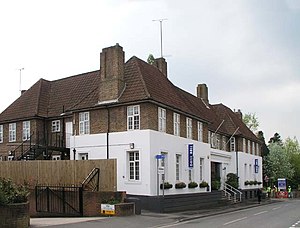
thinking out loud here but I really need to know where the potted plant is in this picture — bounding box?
[0,178,30,227]
[245,180,250,186]
[175,182,187,189]
[188,181,198,188]
[160,182,173,189]
[199,181,209,188]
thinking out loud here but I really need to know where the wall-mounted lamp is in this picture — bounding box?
[130,143,135,149]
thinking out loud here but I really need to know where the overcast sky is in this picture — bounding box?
[0,0,299,142]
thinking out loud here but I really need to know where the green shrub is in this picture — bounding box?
[211,180,221,190]
[0,178,29,205]
[175,182,187,189]
[226,173,238,189]
[188,181,198,188]
[160,182,173,189]
[245,180,250,185]
[199,181,209,188]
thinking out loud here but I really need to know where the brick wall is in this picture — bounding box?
[0,202,30,227]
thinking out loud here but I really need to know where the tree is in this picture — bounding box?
[268,133,283,146]
[242,113,259,132]
[264,143,294,184]
[284,137,300,189]
[284,137,300,155]
[147,54,155,65]
[257,131,269,157]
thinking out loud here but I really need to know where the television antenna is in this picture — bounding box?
[152,18,167,58]
[18,68,24,92]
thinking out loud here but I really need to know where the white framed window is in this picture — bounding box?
[208,131,211,145]
[243,138,246,152]
[175,154,182,181]
[256,143,259,156]
[128,151,140,181]
[186,118,192,139]
[200,158,204,181]
[188,169,193,181]
[222,136,226,150]
[22,121,30,141]
[248,140,251,153]
[127,105,140,130]
[52,120,61,132]
[158,107,166,132]
[230,137,236,152]
[9,123,16,142]
[216,134,221,149]
[173,113,180,136]
[161,152,168,181]
[79,153,88,160]
[197,122,203,142]
[79,112,90,135]
[52,155,61,160]
[252,142,255,155]
[0,125,3,143]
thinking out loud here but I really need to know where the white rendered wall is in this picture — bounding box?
[70,129,211,196]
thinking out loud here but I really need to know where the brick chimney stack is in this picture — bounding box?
[99,43,125,103]
[197,84,209,104]
[235,109,243,119]
[154,58,167,77]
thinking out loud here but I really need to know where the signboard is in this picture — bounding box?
[158,167,165,175]
[155,154,165,160]
[188,144,194,168]
[278,178,286,190]
[254,159,259,173]
[101,204,115,215]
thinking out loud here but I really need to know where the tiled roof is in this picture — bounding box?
[211,104,260,142]
[0,53,260,143]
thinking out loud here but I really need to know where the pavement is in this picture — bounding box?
[30,198,285,227]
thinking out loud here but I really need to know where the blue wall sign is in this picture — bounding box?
[155,154,165,160]
[188,144,194,168]
[254,159,259,173]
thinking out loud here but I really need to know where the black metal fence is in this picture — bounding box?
[35,185,83,216]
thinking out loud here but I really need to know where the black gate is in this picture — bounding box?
[35,185,83,216]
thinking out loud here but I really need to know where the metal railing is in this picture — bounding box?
[222,182,242,203]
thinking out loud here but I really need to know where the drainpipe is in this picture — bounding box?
[106,106,110,159]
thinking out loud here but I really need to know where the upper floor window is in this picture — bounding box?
[9,123,16,142]
[79,112,90,135]
[127,105,140,130]
[197,122,203,142]
[230,137,236,152]
[256,143,259,156]
[247,140,251,153]
[208,131,211,145]
[186,118,192,139]
[0,125,3,143]
[158,108,166,132]
[252,142,255,155]
[222,136,226,150]
[173,113,180,136]
[52,120,61,132]
[243,138,246,152]
[22,121,30,141]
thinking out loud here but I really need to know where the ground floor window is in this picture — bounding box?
[79,153,88,160]
[128,151,140,181]
[200,158,204,181]
[176,154,181,181]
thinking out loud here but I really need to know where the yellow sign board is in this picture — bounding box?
[101,204,115,215]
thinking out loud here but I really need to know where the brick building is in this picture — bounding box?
[0,44,262,198]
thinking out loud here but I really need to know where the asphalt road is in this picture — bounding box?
[31,199,300,228]
[156,200,300,228]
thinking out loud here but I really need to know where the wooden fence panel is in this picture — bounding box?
[0,159,117,191]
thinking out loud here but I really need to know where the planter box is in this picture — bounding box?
[0,202,30,228]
